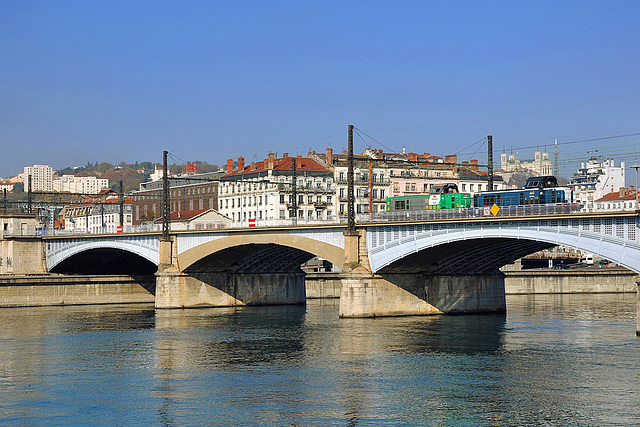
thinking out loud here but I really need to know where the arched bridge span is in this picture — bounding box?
[176,230,346,273]
[366,214,640,274]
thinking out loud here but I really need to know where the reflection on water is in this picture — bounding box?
[0,294,639,425]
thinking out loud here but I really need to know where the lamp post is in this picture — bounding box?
[631,164,640,211]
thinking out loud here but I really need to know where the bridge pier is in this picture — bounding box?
[339,273,506,318]
[155,236,305,308]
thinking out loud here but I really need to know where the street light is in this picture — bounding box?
[631,164,640,211]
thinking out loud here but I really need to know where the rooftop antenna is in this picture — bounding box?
[553,138,559,177]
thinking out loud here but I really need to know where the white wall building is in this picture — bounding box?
[18,165,53,192]
[53,175,109,194]
[219,154,335,226]
[593,187,638,212]
[62,198,133,234]
[569,158,625,212]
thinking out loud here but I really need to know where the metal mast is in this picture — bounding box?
[162,150,171,238]
[119,180,124,232]
[487,135,494,191]
[291,157,297,225]
[347,125,355,232]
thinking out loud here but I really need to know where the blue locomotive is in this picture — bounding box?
[474,176,573,207]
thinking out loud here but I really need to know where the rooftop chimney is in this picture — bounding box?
[445,155,458,165]
[237,157,244,172]
[268,153,276,170]
[326,147,333,166]
[283,153,289,158]
[226,159,233,174]
[470,159,478,171]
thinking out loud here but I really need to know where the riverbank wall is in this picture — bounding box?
[0,268,636,308]
[503,267,637,294]
[305,267,638,298]
[0,274,155,307]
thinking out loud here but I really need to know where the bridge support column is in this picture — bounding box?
[339,273,506,318]
[156,271,305,308]
[636,275,640,336]
[155,234,305,308]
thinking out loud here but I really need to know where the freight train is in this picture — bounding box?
[386,176,573,212]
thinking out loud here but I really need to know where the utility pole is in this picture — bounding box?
[632,164,640,211]
[162,150,170,238]
[291,157,298,225]
[27,175,32,214]
[487,135,494,191]
[100,202,105,233]
[368,160,373,220]
[347,124,355,232]
[553,138,559,177]
[119,180,124,232]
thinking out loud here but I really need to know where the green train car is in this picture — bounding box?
[386,184,472,211]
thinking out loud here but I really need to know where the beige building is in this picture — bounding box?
[18,165,53,191]
[53,175,110,194]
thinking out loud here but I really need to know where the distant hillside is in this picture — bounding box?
[57,161,220,193]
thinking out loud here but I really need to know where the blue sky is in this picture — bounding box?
[2,1,640,179]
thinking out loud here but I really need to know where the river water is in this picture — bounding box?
[1,294,639,426]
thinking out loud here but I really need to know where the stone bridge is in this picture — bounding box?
[44,212,640,319]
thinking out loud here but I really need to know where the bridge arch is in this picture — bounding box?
[177,233,346,273]
[45,234,160,273]
[367,218,640,274]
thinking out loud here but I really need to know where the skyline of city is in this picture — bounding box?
[2,2,640,179]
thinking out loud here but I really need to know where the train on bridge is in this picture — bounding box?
[386,176,574,212]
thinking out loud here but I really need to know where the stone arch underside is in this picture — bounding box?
[377,238,554,275]
[50,248,158,275]
[177,234,345,274]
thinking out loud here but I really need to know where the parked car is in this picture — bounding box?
[553,263,570,270]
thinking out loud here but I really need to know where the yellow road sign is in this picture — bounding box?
[490,203,500,216]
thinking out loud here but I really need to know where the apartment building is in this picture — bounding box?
[18,165,53,191]
[61,196,133,234]
[131,172,220,225]
[218,153,334,225]
[53,175,110,194]
[569,158,625,212]
[594,187,638,212]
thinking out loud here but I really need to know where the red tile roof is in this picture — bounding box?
[153,209,209,223]
[223,156,330,178]
[595,190,637,202]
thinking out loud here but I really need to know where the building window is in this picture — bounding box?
[327,196,332,204]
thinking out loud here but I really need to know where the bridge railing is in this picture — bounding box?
[360,203,585,223]
[30,203,620,236]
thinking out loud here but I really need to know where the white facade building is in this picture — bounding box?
[18,165,53,191]
[569,158,625,212]
[53,175,109,194]
[62,198,133,234]
[219,154,335,226]
[593,187,638,212]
